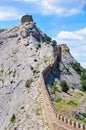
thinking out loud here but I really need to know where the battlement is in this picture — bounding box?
[59,44,70,52]
[21,15,33,24]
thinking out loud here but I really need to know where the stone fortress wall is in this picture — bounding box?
[40,45,86,130]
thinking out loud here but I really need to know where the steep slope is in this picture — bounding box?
[0,18,54,130]
[60,50,81,88]
[0,15,85,130]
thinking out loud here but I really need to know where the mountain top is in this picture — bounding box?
[0,15,86,130]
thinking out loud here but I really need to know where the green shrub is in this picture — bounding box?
[67,100,77,106]
[10,114,16,123]
[81,119,86,124]
[51,90,55,94]
[51,40,57,46]
[2,79,4,85]
[72,62,81,75]
[81,73,86,80]
[60,80,69,93]
[82,113,86,118]
[36,108,41,116]
[25,79,33,88]
[53,86,57,91]
[55,97,62,103]
[0,69,4,74]
[71,86,75,90]
[81,80,86,91]
[37,43,41,48]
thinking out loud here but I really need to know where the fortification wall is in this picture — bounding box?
[53,46,61,60]
[42,56,58,81]
[40,46,86,130]
[59,44,69,52]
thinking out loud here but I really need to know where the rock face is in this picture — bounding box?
[60,50,81,88]
[0,15,83,130]
[0,17,53,130]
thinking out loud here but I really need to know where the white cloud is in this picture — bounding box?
[18,0,86,16]
[57,28,86,41]
[0,7,21,20]
[81,61,86,68]
[57,31,84,40]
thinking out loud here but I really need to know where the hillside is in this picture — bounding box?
[0,15,86,130]
[0,16,54,130]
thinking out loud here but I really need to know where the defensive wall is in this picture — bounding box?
[40,45,86,130]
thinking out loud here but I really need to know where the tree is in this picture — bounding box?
[81,80,86,91]
[73,62,81,75]
[60,80,69,93]
[51,40,57,46]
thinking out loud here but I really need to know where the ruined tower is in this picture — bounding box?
[21,15,33,24]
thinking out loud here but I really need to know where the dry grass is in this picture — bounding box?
[53,89,86,116]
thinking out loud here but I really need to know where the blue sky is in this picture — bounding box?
[0,0,86,68]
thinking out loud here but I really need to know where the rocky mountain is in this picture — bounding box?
[0,15,85,130]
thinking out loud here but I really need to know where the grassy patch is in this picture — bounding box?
[67,100,77,106]
[80,119,86,124]
[0,69,4,74]
[71,86,75,90]
[54,98,79,115]
[82,113,86,118]
[55,97,62,103]
[36,108,41,116]
[73,92,83,99]
[25,78,33,88]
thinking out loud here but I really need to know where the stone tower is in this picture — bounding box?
[21,15,33,24]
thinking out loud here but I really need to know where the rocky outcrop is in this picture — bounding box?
[59,50,81,88]
[0,15,84,130]
[0,17,54,130]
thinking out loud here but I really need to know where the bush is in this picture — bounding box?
[82,113,86,118]
[55,97,62,103]
[51,40,57,46]
[67,100,77,106]
[51,90,55,94]
[72,62,81,75]
[25,79,33,88]
[81,73,86,80]
[71,86,75,90]
[2,79,4,85]
[81,80,86,91]
[10,114,16,123]
[37,43,41,48]
[60,80,69,93]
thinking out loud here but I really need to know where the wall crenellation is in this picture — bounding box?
[40,45,86,130]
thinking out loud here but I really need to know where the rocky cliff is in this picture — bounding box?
[0,15,85,130]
